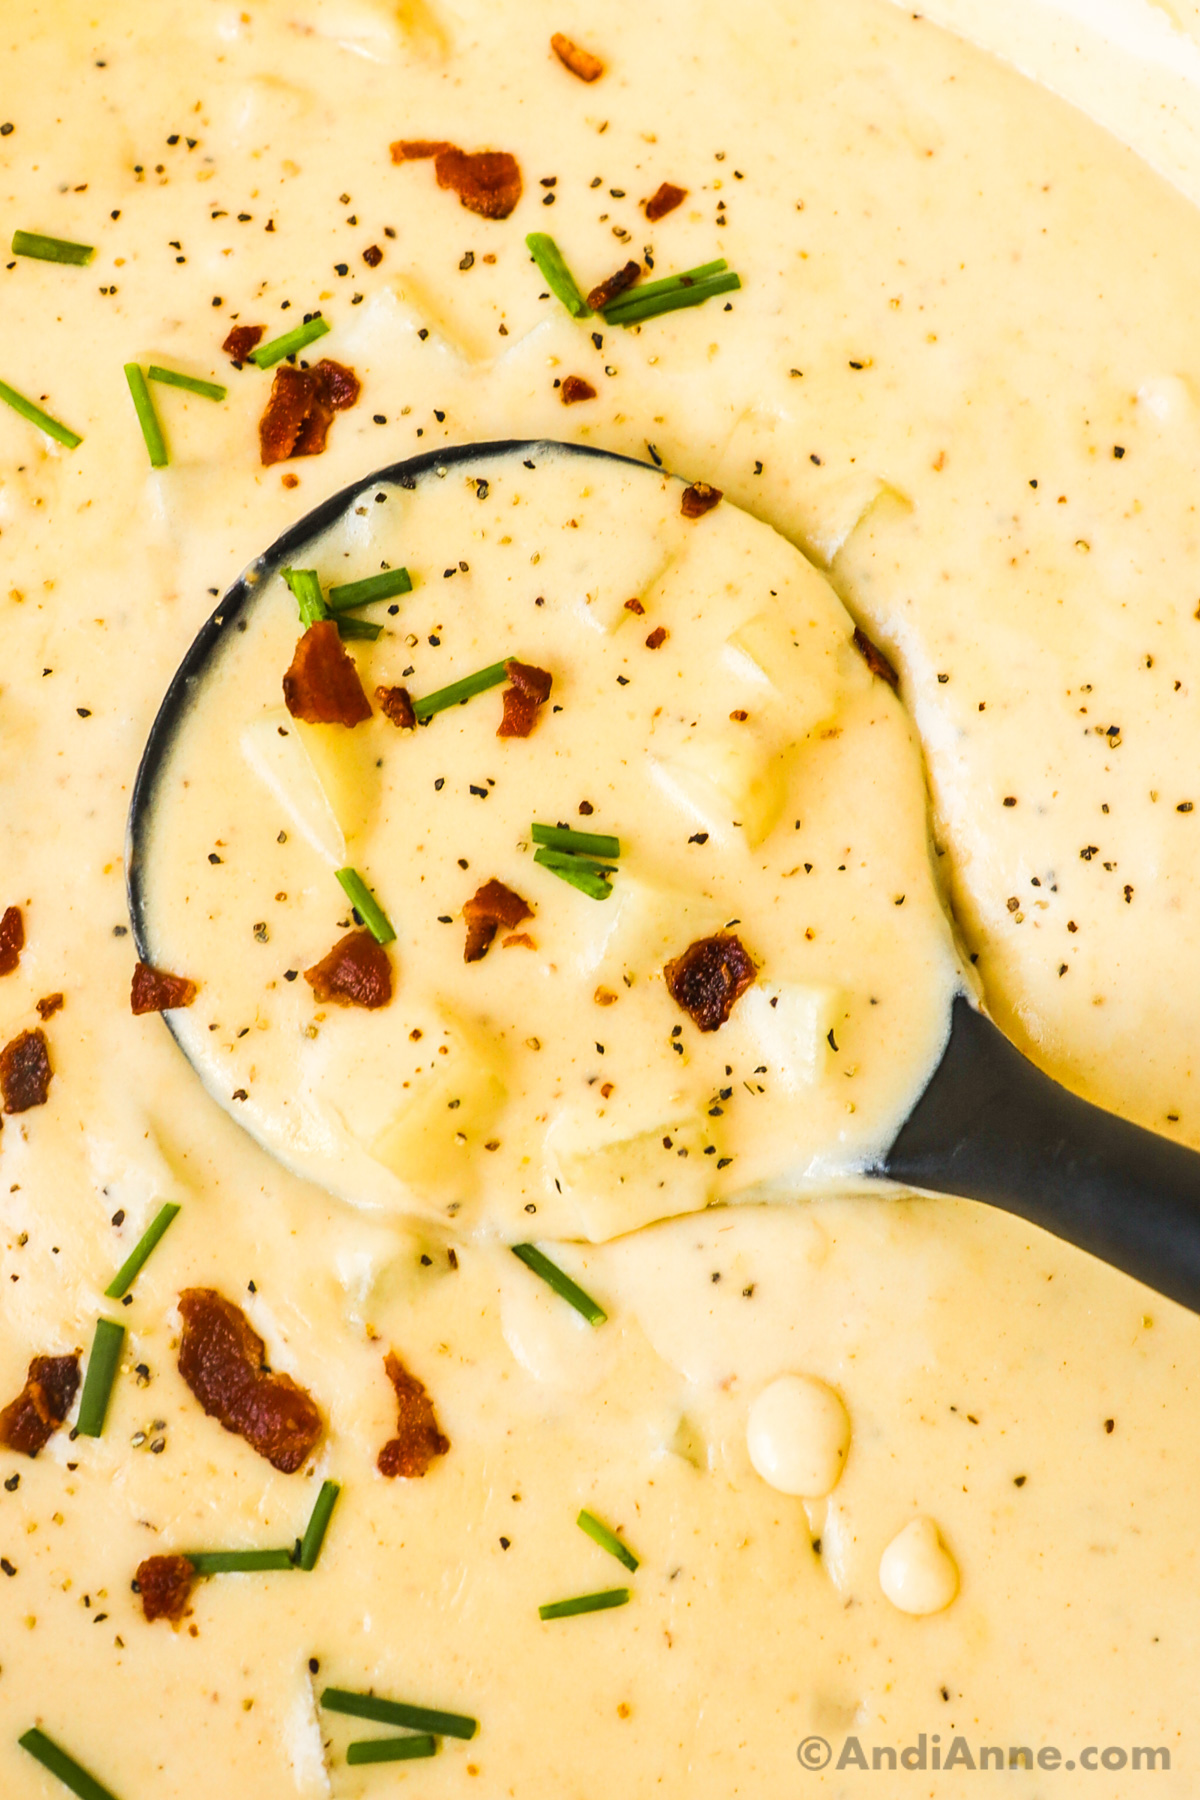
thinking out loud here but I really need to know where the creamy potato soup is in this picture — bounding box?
[135,447,959,1233]
[3,1,1200,1796]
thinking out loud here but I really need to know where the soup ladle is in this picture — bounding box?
[125,439,1200,1314]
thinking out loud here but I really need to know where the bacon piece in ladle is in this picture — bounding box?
[304,930,393,1009]
[463,879,533,963]
[282,620,372,726]
[664,933,757,1032]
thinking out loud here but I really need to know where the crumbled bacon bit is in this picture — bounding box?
[645,626,668,649]
[362,244,383,268]
[436,148,523,219]
[390,139,456,161]
[680,481,722,519]
[259,359,360,466]
[35,993,64,1021]
[560,375,597,405]
[0,1028,52,1112]
[375,684,416,729]
[502,932,537,950]
[852,624,900,692]
[0,906,23,977]
[136,1554,196,1625]
[0,1353,79,1457]
[586,261,640,311]
[222,323,264,363]
[131,962,198,1015]
[391,139,523,220]
[729,709,748,722]
[550,31,605,81]
[463,879,533,963]
[177,1288,323,1475]
[643,182,687,222]
[664,933,756,1032]
[377,1351,449,1478]
[497,658,552,739]
[283,621,372,726]
[304,930,392,1009]
[623,598,645,616]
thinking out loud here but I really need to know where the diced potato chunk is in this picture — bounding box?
[802,470,892,567]
[293,718,379,842]
[650,727,787,847]
[573,542,674,634]
[371,1029,506,1192]
[344,273,484,365]
[830,484,916,607]
[563,473,682,632]
[724,609,844,741]
[733,982,841,1088]
[668,1414,712,1471]
[547,1104,718,1241]
[588,875,727,983]
[240,711,346,866]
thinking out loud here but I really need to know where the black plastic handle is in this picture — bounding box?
[884,995,1200,1313]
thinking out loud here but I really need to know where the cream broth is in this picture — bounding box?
[3,0,1200,1794]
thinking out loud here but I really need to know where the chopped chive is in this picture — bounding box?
[321,1689,477,1741]
[75,1318,124,1439]
[412,659,509,722]
[335,868,395,945]
[511,1243,607,1325]
[18,1728,121,1800]
[334,617,383,642]
[104,1202,181,1300]
[346,1736,437,1765]
[605,271,741,327]
[531,823,621,860]
[297,1480,341,1572]
[184,1548,296,1574]
[282,566,328,627]
[251,316,330,369]
[123,364,168,467]
[525,233,590,318]
[147,365,228,402]
[603,258,727,312]
[577,1509,640,1572]
[327,568,413,611]
[12,230,95,267]
[0,377,82,448]
[538,1587,630,1621]
[533,848,614,901]
[533,847,616,876]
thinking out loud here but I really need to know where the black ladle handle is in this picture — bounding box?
[884,995,1200,1312]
